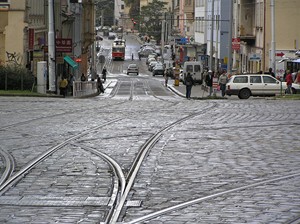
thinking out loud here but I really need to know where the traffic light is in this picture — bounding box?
[133,21,136,26]
[131,18,134,22]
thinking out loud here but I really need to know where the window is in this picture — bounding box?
[263,76,277,84]
[194,65,201,72]
[186,65,193,73]
[233,76,248,83]
[250,76,262,83]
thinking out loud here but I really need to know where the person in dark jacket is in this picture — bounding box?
[184,72,195,99]
[102,67,107,83]
[97,75,104,93]
[205,70,213,96]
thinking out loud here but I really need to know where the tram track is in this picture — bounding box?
[0,118,123,194]
[1,95,298,223]
[126,172,300,224]
[108,102,218,223]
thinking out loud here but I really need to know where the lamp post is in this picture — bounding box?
[48,0,56,92]
[209,0,215,70]
[270,0,276,73]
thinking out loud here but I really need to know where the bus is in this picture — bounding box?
[112,39,126,61]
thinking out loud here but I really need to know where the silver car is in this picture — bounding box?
[226,74,300,99]
[127,64,139,75]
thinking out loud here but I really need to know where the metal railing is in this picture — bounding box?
[73,81,98,98]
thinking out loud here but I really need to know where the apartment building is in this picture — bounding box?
[0,0,46,69]
[233,0,300,75]
[115,0,125,27]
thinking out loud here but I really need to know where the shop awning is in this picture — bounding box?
[64,56,78,69]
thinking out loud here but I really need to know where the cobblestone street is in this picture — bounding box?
[0,96,299,223]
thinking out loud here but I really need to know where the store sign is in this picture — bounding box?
[249,53,261,61]
[28,28,34,51]
[56,38,72,52]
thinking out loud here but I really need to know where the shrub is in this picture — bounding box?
[0,65,35,91]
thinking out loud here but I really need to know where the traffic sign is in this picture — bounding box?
[232,38,240,51]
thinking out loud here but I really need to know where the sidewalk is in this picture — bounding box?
[167,80,225,100]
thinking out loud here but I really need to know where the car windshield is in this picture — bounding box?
[263,76,277,83]
[128,64,137,68]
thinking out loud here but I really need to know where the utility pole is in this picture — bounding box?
[161,15,165,63]
[91,4,96,80]
[48,0,56,92]
[270,0,276,72]
[214,0,219,73]
[227,0,233,73]
[209,0,215,70]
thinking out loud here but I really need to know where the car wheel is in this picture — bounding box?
[238,88,251,99]
[292,87,297,94]
[127,73,129,75]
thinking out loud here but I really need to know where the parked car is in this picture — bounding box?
[138,48,157,57]
[127,64,139,75]
[152,64,165,76]
[148,61,158,71]
[108,34,116,40]
[226,74,300,99]
[146,57,156,66]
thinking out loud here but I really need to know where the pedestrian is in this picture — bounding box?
[80,73,86,81]
[184,72,195,99]
[218,70,228,97]
[294,70,300,84]
[205,70,213,96]
[102,67,107,83]
[164,70,169,87]
[97,75,104,93]
[268,68,275,77]
[59,76,68,97]
[69,73,75,96]
[285,70,293,94]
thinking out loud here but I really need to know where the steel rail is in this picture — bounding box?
[72,143,126,224]
[108,103,218,223]
[0,148,15,186]
[126,172,300,224]
[0,118,122,194]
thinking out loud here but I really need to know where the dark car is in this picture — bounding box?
[108,34,116,40]
[152,64,165,76]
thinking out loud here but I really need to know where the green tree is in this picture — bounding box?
[139,0,167,43]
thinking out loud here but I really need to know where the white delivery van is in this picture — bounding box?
[183,61,203,84]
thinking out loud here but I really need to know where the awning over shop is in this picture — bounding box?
[64,56,78,69]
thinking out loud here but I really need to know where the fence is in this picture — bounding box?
[73,81,98,98]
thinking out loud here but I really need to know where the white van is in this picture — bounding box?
[183,61,203,84]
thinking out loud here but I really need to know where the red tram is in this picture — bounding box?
[112,39,126,61]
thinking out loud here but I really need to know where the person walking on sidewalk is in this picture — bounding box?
[185,72,195,99]
[59,76,68,97]
[285,70,293,94]
[102,67,107,83]
[164,70,169,87]
[205,70,213,96]
[218,70,228,97]
[97,75,104,93]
